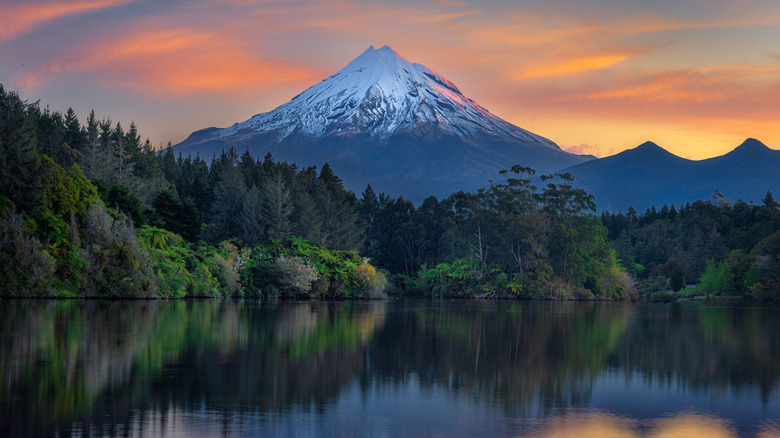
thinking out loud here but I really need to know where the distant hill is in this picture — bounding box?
[561,138,780,212]
[171,45,591,201]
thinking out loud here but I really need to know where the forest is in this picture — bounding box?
[0,84,777,301]
[602,199,780,301]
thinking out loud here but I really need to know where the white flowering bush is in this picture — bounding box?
[275,255,319,294]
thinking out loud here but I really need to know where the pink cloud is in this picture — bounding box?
[21,26,320,95]
[0,0,132,41]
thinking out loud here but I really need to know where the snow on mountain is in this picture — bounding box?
[201,46,559,149]
[172,45,590,201]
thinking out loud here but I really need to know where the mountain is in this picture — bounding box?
[171,45,591,200]
[561,138,780,212]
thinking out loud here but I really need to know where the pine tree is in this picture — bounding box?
[292,192,323,244]
[360,184,379,226]
[83,110,100,178]
[209,162,246,242]
[763,191,778,209]
[63,107,84,152]
[262,173,293,241]
[239,185,265,247]
[0,86,44,211]
[318,162,343,190]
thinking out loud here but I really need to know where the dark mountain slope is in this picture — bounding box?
[562,138,780,212]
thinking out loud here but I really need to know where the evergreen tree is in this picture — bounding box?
[208,161,246,242]
[292,192,323,244]
[261,173,293,241]
[82,110,100,178]
[318,162,342,190]
[63,107,84,152]
[151,189,180,232]
[763,190,778,209]
[239,185,265,247]
[0,86,44,211]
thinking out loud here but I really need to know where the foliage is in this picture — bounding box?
[0,85,44,212]
[275,255,319,294]
[0,211,57,296]
[358,166,634,300]
[670,266,685,292]
[0,83,639,301]
[134,226,247,298]
[699,259,735,297]
[78,203,156,297]
[602,198,780,301]
[353,262,388,299]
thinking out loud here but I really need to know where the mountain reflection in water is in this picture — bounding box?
[0,299,777,437]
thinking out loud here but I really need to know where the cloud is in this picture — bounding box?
[0,0,132,41]
[563,143,612,157]
[519,51,639,79]
[12,0,483,96]
[545,65,780,114]
[4,0,780,156]
[22,26,319,95]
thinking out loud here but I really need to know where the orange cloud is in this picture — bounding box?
[0,0,132,41]
[549,65,779,110]
[520,52,638,79]
[4,0,779,158]
[23,26,318,95]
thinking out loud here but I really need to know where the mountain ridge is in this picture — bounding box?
[562,138,780,212]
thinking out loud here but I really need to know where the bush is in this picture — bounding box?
[353,262,387,298]
[81,203,157,297]
[670,266,684,292]
[600,266,638,300]
[275,255,319,295]
[639,275,669,295]
[699,259,734,297]
[0,211,57,296]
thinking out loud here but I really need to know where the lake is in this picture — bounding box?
[1,298,778,437]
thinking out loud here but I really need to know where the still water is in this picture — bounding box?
[1,299,778,437]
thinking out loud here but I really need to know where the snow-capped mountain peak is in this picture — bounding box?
[213,45,559,149]
[173,45,591,202]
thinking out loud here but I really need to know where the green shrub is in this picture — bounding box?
[699,259,734,297]
[0,212,57,296]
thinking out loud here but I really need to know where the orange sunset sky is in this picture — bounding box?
[1,0,779,159]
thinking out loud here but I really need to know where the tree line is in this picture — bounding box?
[601,195,780,300]
[0,85,382,298]
[10,83,775,301]
[358,167,635,299]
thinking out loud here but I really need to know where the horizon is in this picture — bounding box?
[1,0,779,159]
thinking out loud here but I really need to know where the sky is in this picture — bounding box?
[1,0,779,159]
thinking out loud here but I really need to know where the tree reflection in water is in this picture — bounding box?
[0,299,777,437]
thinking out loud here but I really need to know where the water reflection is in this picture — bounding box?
[518,411,752,438]
[0,299,778,437]
[365,300,631,416]
[0,300,386,436]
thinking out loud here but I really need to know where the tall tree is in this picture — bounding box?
[763,191,778,209]
[262,173,293,241]
[0,86,44,211]
[239,185,265,247]
[208,160,246,242]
